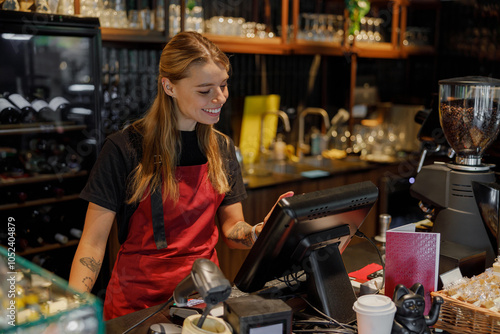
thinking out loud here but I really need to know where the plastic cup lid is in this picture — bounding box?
[353,294,395,314]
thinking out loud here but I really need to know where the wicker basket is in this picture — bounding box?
[431,290,500,334]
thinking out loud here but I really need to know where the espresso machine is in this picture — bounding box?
[411,76,500,269]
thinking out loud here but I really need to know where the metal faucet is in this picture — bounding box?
[259,110,291,159]
[297,107,330,160]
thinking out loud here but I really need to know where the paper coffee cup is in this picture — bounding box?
[353,294,396,334]
[181,314,231,334]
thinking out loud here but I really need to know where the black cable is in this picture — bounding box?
[197,304,214,328]
[354,230,385,294]
[121,296,173,334]
[297,295,357,333]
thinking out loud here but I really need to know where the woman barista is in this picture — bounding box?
[69,31,293,320]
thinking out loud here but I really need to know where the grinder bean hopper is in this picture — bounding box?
[411,76,500,267]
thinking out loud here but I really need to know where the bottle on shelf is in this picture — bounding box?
[48,96,71,121]
[37,182,65,200]
[2,190,29,204]
[6,93,37,123]
[37,206,69,245]
[0,97,22,124]
[0,147,25,178]
[18,209,47,250]
[31,254,57,273]
[55,203,85,240]
[31,99,59,122]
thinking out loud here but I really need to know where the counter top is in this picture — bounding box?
[244,157,381,190]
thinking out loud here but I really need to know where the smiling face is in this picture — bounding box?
[162,60,229,131]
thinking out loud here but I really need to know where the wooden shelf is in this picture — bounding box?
[401,45,436,57]
[0,194,82,211]
[351,42,402,59]
[81,0,440,60]
[0,171,88,187]
[18,239,80,257]
[0,122,87,136]
[101,27,167,43]
[291,40,346,56]
[203,34,290,55]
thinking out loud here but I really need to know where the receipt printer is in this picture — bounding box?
[223,295,292,334]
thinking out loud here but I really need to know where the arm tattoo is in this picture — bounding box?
[82,276,94,292]
[227,221,254,247]
[79,257,102,279]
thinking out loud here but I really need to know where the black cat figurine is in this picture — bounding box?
[391,283,443,334]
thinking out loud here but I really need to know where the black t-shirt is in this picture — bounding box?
[80,127,247,243]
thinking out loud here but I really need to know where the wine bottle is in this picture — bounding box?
[44,183,65,199]
[7,93,37,123]
[55,204,83,240]
[0,147,25,177]
[20,209,46,248]
[37,206,69,245]
[31,99,58,122]
[2,190,28,204]
[48,96,70,120]
[0,97,21,124]
[31,254,56,273]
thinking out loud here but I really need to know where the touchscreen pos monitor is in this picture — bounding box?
[234,181,378,324]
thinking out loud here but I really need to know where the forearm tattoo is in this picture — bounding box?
[79,257,102,278]
[79,257,101,292]
[82,276,94,292]
[227,221,254,247]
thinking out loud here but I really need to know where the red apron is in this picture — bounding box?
[103,163,225,320]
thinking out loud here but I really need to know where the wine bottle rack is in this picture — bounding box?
[0,13,102,282]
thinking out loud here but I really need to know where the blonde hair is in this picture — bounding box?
[127,31,231,204]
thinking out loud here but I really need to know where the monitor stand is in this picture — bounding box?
[306,242,357,324]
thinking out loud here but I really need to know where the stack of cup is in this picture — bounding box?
[353,294,396,334]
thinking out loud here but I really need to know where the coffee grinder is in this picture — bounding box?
[411,76,500,269]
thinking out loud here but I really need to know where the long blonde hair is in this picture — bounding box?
[127,31,231,204]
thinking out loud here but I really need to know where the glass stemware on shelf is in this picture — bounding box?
[355,17,384,43]
[298,13,344,42]
[99,0,128,28]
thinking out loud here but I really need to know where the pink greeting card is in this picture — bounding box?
[384,224,440,314]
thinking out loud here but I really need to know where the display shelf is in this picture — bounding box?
[16,239,80,257]
[203,33,290,55]
[0,171,88,187]
[0,122,87,136]
[401,44,436,57]
[101,27,167,43]
[351,42,402,59]
[6,0,438,59]
[0,194,81,211]
[399,0,440,58]
[291,40,346,56]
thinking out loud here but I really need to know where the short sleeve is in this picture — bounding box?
[220,136,247,207]
[79,130,138,213]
